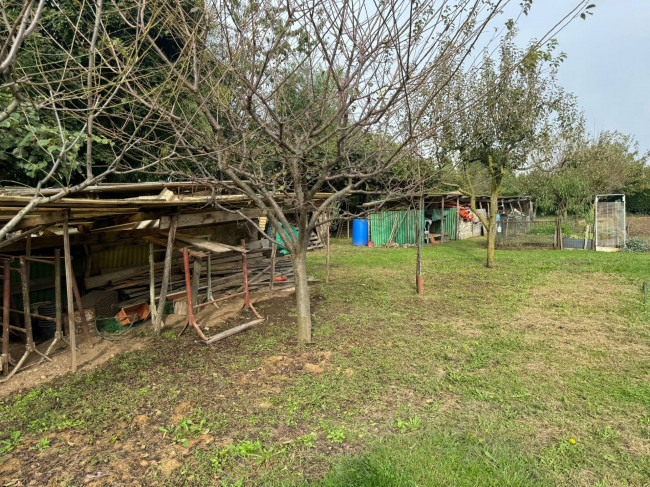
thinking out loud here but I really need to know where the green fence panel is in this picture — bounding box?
[369,210,424,245]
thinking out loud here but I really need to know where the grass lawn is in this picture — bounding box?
[1,239,649,486]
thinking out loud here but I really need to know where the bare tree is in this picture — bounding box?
[110,0,548,343]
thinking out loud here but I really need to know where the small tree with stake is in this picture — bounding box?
[452,33,573,267]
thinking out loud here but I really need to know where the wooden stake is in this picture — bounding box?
[326,222,331,283]
[1,260,9,375]
[643,282,647,304]
[63,215,77,373]
[269,242,277,296]
[149,243,158,326]
[456,196,460,240]
[154,215,178,334]
[584,224,590,250]
[440,197,445,244]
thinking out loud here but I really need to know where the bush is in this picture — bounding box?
[627,191,650,214]
[622,236,650,252]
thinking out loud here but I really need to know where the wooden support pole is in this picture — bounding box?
[440,197,445,244]
[63,215,77,373]
[20,257,35,353]
[269,242,277,296]
[43,249,65,358]
[191,257,201,308]
[456,196,460,240]
[54,249,62,339]
[2,260,9,375]
[154,215,178,334]
[70,273,94,349]
[149,243,158,326]
[206,253,214,301]
[326,222,331,283]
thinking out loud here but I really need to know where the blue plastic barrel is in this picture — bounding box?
[352,219,369,246]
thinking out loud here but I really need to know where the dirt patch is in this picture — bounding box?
[0,335,149,398]
[0,287,296,398]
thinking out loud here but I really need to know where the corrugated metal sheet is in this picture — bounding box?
[92,244,151,273]
[369,210,425,245]
[12,254,85,311]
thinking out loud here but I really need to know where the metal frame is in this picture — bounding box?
[180,239,262,343]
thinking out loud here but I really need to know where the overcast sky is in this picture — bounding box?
[512,0,649,155]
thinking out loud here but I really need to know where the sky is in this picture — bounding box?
[512,0,650,155]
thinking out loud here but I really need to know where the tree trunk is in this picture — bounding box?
[291,242,312,345]
[486,185,500,269]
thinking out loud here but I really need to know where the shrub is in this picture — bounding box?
[622,236,650,252]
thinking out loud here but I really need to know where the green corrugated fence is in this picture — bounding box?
[369,210,425,245]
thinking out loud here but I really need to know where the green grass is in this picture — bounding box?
[1,239,649,486]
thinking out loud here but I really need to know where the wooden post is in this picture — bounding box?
[347,219,350,238]
[191,257,201,309]
[54,249,62,340]
[2,260,9,375]
[440,197,445,244]
[583,224,590,250]
[206,253,214,301]
[269,242,277,296]
[149,243,158,326]
[416,195,424,295]
[643,282,647,304]
[43,249,65,358]
[20,257,35,354]
[326,222,331,283]
[155,215,178,334]
[70,274,93,349]
[63,215,77,373]
[456,196,460,240]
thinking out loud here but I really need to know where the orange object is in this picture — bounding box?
[367,241,374,247]
[273,276,288,282]
[115,302,150,326]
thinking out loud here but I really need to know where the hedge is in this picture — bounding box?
[627,191,650,214]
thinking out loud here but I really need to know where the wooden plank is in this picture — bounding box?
[204,319,264,344]
[174,234,246,254]
[63,216,77,373]
[160,208,263,230]
[17,210,68,230]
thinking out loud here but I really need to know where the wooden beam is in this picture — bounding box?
[160,208,263,230]
[16,210,68,230]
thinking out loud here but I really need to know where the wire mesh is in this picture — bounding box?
[595,195,626,249]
